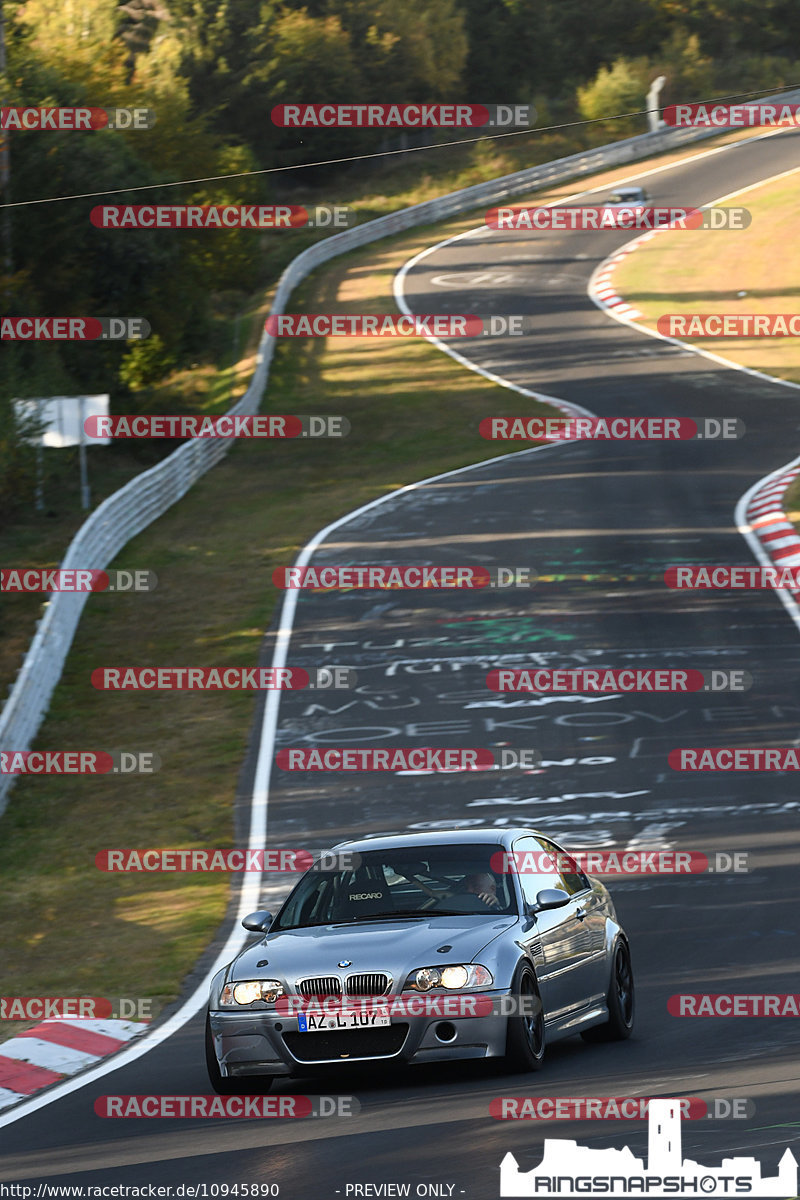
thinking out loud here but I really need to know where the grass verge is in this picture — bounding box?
[611,168,800,384]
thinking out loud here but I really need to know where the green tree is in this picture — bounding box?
[577,56,651,135]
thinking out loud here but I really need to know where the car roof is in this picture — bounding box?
[331,827,553,853]
[610,187,644,197]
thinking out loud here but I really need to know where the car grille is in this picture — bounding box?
[283,1025,408,1062]
[297,976,341,998]
[296,973,392,998]
[345,973,390,996]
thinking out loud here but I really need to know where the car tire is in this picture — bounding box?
[205,1014,274,1094]
[503,961,546,1072]
[581,939,635,1042]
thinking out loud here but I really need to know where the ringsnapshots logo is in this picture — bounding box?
[264,314,526,337]
[1,317,150,340]
[480,417,744,441]
[90,205,353,230]
[1,107,155,130]
[271,103,534,128]
[499,1098,796,1197]
[82,415,349,439]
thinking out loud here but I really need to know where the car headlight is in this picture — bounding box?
[404,964,493,991]
[220,980,285,1005]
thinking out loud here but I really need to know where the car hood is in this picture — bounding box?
[230,915,517,985]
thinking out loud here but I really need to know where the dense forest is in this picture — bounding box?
[2,0,799,510]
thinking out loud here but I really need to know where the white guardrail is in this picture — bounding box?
[0,111,791,814]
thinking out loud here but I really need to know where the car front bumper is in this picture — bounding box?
[208,993,512,1077]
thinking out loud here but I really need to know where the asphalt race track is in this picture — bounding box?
[2,128,800,1199]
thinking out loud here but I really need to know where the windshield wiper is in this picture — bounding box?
[274,908,507,930]
[333,908,500,922]
[332,910,434,922]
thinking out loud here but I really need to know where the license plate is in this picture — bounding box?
[297,1009,390,1032]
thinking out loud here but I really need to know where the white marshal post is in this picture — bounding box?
[647,75,667,132]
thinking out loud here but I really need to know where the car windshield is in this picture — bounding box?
[271,843,519,930]
[608,191,642,203]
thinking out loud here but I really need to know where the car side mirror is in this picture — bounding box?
[531,888,571,914]
[242,910,273,933]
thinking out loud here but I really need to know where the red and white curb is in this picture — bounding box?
[0,1018,147,1110]
[589,229,672,320]
[744,467,800,597]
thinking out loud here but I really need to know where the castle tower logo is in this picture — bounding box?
[500,1098,797,1197]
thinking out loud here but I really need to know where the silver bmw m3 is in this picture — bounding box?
[205,827,634,1092]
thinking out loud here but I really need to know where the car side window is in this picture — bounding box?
[537,838,589,895]
[512,836,563,907]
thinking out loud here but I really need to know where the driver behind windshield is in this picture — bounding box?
[462,871,501,908]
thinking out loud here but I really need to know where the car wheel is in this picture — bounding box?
[504,962,546,1072]
[205,1014,274,1094]
[581,939,635,1042]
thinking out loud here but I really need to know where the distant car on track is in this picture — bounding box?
[605,186,649,206]
[205,827,634,1092]
[602,186,650,225]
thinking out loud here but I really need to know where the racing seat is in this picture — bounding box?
[328,868,394,921]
